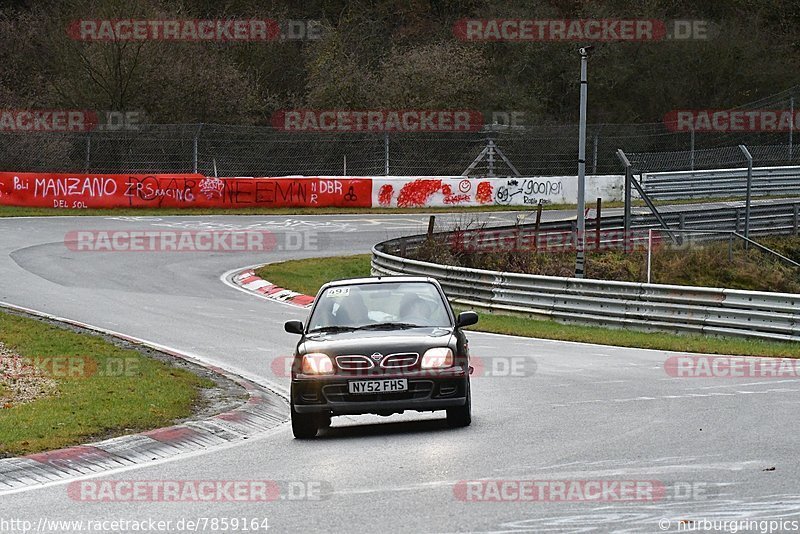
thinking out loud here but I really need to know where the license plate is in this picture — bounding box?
[348,379,408,394]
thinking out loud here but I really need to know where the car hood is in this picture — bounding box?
[300,326,454,356]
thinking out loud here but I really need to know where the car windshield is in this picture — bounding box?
[307,281,451,331]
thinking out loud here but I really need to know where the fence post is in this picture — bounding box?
[84,134,91,171]
[739,144,753,243]
[790,95,794,160]
[534,201,543,251]
[592,132,599,175]
[384,132,390,175]
[794,204,799,236]
[192,123,203,174]
[689,125,695,171]
[192,135,198,174]
[487,138,495,177]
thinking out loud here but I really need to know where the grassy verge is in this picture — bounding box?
[256,254,800,358]
[411,235,800,294]
[0,311,214,456]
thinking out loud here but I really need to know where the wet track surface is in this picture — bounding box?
[0,211,798,533]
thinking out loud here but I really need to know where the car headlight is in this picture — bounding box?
[301,353,334,375]
[421,347,454,369]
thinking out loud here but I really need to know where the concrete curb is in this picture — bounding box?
[0,302,288,493]
[231,269,314,308]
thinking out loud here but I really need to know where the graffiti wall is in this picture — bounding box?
[0,173,372,209]
[372,175,622,208]
[0,172,622,209]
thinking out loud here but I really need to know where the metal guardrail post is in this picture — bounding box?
[739,144,753,243]
[595,197,602,252]
[534,202,543,251]
[794,204,799,236]
[616,149,632,253]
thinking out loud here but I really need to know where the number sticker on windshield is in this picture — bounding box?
[326,287,350,298]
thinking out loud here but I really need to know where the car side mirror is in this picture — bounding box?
[456,311,478,328]
[284,320,304,335]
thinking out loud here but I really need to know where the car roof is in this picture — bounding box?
[321,276,439,290]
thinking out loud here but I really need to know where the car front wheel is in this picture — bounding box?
[291,401,319,439]
[446,380,471,428]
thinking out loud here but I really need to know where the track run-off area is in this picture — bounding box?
[0,210,798,534]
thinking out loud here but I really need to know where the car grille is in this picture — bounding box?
[380,353,419,369]
[335,352,420,372]
[335,355,374,371]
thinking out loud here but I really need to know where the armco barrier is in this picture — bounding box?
[641,165,800,200]
[371,200,800,342]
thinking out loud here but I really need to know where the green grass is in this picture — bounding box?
[257,255,372,297]
[0,311,213,456]
[257,254,800,358]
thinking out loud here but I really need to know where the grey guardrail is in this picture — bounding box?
[371,200,800,342]
[641,165,800,200]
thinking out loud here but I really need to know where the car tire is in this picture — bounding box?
[291,402,319,439]
[446,380,472,428]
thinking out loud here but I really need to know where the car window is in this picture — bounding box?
[307,282,451,330]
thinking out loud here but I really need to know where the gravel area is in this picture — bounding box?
[0,342,58,409]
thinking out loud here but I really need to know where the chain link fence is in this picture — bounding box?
[3,84,800,176]
[1,120,798,177]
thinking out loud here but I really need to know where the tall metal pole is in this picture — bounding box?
[575,46,591,278]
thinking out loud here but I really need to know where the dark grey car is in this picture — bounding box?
[284,276,478,439]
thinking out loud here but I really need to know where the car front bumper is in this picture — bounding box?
[291,367,469,416]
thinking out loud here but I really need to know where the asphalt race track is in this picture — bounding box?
[1,211,798,533]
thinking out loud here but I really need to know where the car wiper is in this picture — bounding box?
[356,322,422,330]
[307,325,359,333]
